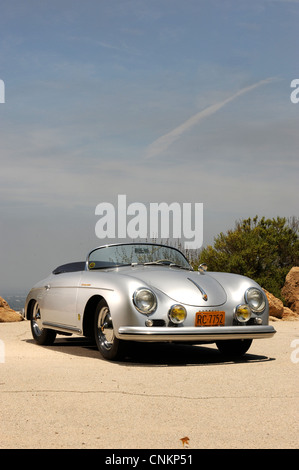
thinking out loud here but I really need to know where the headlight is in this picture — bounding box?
[168,304,187,324]
[133,288,157,314]
[245,287,266,314]
[235,304,251,323]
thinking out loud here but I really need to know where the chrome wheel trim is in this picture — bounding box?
[97,306,114,351]
[32,302,43,337]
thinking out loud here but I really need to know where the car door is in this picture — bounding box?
[39,271,83,330]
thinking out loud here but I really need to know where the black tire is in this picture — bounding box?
[216,339,252,358]
[30,301,57,345]
[94,299,126,360]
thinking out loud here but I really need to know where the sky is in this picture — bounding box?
[0,0,298,293]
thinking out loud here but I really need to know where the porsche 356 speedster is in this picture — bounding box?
[24,242,276,360]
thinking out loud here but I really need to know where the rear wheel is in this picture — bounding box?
[94,299,126,360]
[30,301,57,345]
[216,339,252,358]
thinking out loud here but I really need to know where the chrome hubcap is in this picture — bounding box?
[32,303,43,336]
[97,306,114,350]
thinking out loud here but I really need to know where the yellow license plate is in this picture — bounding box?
[195,311,225,327]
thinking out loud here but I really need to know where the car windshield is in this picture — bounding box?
[88,243,191,270]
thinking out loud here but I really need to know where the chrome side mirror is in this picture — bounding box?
[198,263,208,273]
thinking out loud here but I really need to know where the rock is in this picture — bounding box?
[0,297,10,309]
[281,267,299,315]
[263,289,284,318]
[0,296,24,322]
[263,286,299,321]
[282,307,299,321]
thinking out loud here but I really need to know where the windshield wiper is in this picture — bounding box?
[143,261,192,270]
[143,261,176,266]
[169,263,193,271]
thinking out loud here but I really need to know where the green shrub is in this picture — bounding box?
[190,216,299,300]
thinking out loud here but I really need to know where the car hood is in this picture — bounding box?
[121,266,227,306]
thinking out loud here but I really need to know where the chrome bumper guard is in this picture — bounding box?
[118,325,276,342]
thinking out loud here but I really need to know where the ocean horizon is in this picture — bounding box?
[1,292,27,311]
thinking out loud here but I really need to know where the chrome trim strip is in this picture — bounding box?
[187,277,208,301]
[118,325,276,342]
[43,321,82,334]
[46,286,114,291]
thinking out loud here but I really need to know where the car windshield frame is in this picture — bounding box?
[87,243,192,271]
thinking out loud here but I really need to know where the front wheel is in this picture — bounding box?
[94,299,126,360]
[30,301,57,345]
[216,339,252,358]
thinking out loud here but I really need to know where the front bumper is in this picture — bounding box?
[118,325,276,342]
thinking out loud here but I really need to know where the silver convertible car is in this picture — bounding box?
[24,242,276,360]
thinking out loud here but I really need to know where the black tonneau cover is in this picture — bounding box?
[52,262,85,275]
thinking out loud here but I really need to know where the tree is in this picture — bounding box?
[192,216,299,299]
